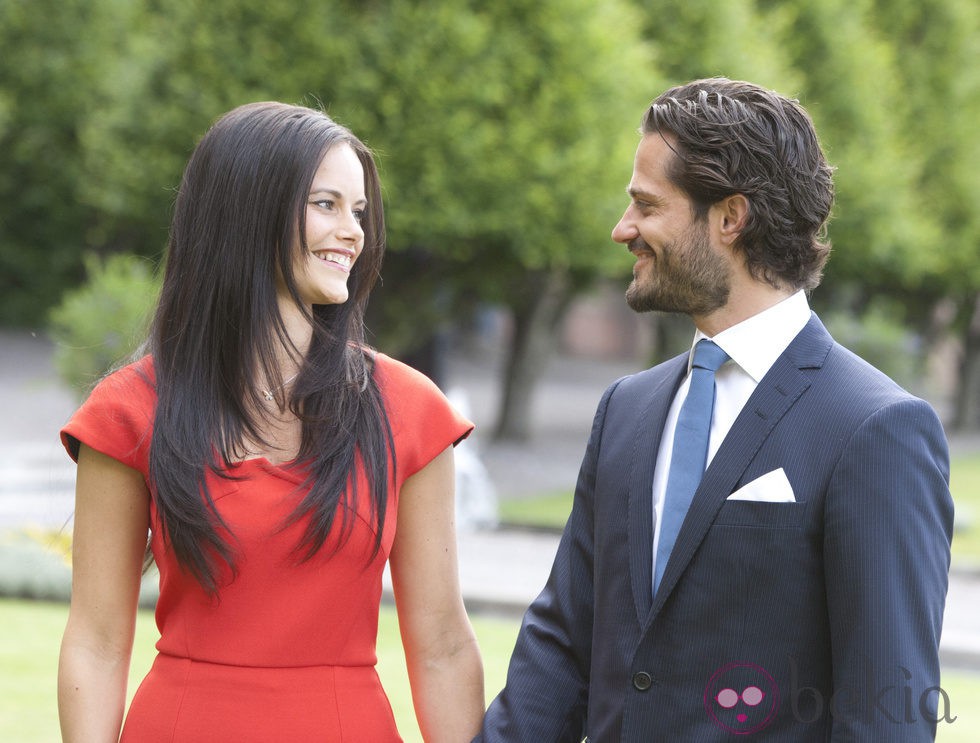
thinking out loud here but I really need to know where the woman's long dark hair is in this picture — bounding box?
[148,102,393,594]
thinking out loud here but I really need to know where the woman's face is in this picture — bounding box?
[280,143,366,309]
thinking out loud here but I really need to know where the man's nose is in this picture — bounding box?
[611,211,636,244]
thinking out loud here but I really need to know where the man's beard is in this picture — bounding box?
[625,221,731,316]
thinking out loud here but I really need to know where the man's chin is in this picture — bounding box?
[625,285,659,314]
[625,279,668,313]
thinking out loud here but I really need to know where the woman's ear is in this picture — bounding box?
[714,194,750,247]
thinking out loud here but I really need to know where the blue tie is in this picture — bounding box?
[654,339,729,595]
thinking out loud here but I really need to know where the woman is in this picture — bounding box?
[58,102,484,741]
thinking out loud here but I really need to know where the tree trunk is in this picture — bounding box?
[493,270,575,441]
[952,291,980,431]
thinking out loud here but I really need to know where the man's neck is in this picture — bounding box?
[692,280,795,337]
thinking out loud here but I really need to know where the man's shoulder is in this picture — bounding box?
[598,352,688,406]
[789,313,920,405]
[822,340,916,402]
[801,337,945,439]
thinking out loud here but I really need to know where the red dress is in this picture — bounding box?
[61,353,473,742]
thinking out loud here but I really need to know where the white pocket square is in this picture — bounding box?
[727,468,796,503]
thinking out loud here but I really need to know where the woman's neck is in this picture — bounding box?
[275,300,314,362]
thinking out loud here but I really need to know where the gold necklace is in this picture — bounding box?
[260,372,299,402]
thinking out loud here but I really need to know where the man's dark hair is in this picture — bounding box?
[643,78,835,291]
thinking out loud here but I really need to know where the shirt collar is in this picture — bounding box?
[690,291,811,383]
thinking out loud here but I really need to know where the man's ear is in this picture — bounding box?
[714,194,750,247]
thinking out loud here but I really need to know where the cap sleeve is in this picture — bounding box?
[60,356,156,476]
[374,353,474,482]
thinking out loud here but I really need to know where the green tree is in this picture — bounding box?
[48,253,160,395]
[16,0,975,436]
[21,0,652,439]
[73,0,355,260]
[333,0,653,438]
[760,0,941,292]
[634,0,801,92]
[758,0,979,428]
[865,0,980,428]
[0,0,136,324]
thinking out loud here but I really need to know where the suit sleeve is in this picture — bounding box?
[823,397,953,741]
[476,380,622,743]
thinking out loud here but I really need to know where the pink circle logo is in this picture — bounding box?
[704,662,780,735]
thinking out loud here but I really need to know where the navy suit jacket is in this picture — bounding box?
[478,315,953,741]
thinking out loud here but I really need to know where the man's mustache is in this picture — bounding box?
[628,237,652,253]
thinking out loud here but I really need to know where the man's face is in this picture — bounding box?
[611,133,731,317]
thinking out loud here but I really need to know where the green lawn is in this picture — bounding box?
[0,598,518,743]
[4,454,977,740]
[498,489,574,530]
[950,453,980,563]
[3,597,977,741]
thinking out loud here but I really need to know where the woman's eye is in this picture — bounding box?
[353,209,366,223]
[313,199,334,210]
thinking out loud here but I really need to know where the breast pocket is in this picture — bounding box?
[713,500,806,529]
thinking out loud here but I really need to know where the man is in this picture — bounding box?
[477,78,953,741]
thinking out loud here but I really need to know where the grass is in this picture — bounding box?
[4,454,976,740]
[498,488,574,530]
[0,598,518,743]
[500,453,980,565]
[2,597,978,741]
[950,453,980,563]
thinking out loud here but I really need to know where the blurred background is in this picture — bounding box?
[1,0,979,740]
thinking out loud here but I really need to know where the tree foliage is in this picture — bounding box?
[331,0,652,368]
[48,253,160,395]
[1,0,978,429]
[862,0,980,426]
[0,0,136,323]
[758,0,942,293]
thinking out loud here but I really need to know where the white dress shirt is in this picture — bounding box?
[650,291,812,571]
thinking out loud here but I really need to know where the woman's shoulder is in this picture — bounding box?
[368,350,474,476]
[61,355,156,464]
[92,355,156,399]
[371,351,442,396]
[75,355,157,423]
[370,350,473,429]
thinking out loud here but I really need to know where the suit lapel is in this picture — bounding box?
[627,355,687,624]
[646,315,834,621]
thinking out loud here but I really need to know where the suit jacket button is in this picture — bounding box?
[632,671,653,691]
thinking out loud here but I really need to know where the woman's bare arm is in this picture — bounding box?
[59,444,150,742]
[389,446,485,742]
